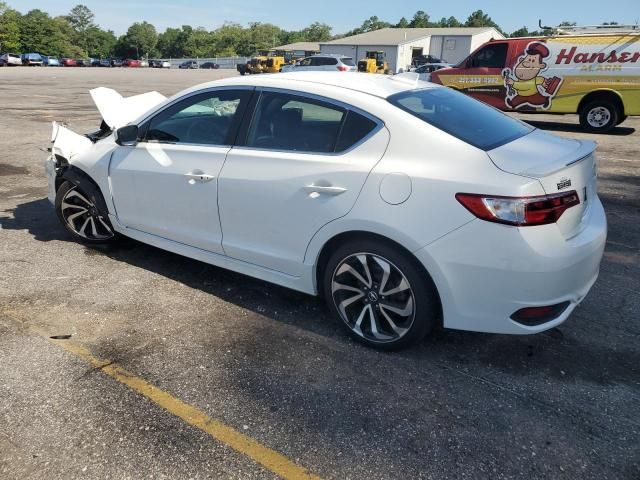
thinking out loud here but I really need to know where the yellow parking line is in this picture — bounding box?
[5,314,321,480]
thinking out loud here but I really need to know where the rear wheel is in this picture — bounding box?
[579,99,619,133]
[323,240,439,350]
[55,181,116,244]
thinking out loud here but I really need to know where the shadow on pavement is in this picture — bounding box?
[524,120,635,136]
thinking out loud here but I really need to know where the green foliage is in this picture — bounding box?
[0,3,619,60]
[0,2,21,51]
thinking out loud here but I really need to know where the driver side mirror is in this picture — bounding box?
[115,125,139,146]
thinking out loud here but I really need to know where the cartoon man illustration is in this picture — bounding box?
[503,42,561,109]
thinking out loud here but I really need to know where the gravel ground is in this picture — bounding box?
[0,67,638,479]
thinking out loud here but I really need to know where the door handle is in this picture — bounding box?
[185,172,215,183]
[304,184,347,196]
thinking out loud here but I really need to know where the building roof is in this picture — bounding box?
[271,41,320,52]
[322,27,502,46]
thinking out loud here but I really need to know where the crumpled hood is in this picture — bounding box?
[89,87,166,129]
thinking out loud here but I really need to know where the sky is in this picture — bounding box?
[10,0,640,35]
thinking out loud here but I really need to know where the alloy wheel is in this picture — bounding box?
[331,253,415,343]
[60,187,114,240]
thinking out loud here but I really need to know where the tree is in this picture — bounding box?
[300,22,332,42]
[465,10,503,34]
[85,26,116,57]
[66,4,95,52]
[157,26,190,57]
[509,26,541,37]
[437,16,463,28]
[184,27,215,57]
[0,2,21,52]
[409,10,432,28]
[120,21,157,58]
[396,17,409,28]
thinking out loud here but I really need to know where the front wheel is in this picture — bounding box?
[579,99,619,133]
[323,240,439,350]
[55,181,116,244]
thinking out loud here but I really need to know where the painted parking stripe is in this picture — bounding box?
[5,314,321,480]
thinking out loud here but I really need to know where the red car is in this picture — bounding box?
[122,59,141,68]
[61,58,77,67]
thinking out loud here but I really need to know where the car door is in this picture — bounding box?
[108,88,252,254]
[456,42,509,108]
[218,89,389,277]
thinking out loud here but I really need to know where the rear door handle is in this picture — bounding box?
[185,172,215,183]
[304,185,347,196]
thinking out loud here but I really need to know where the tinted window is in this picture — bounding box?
[298,57,312,66]
[388,87,533,150]
[470,43,508,68]
[246,92,345,152]
[335,111,378,152]
[146,90,249,145]
[341,57,355,66]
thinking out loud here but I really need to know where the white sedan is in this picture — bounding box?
[45,72,606,349]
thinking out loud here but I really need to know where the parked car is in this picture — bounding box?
[409,61,452,75]
[411,54,451,69]
[110,58,124,67]
[46,73,606,349]
[150,59,171,68]
[97,59,111,67]
[179,60,199,69]
[61,58,77,67]
[75,59,89,67]
[287,54,356,72]
[430,33,640,132]
[21,53,44,66]
[122,59,141,67]
[201,62,220,69]
[42,56,60,67]
[0,53,22,66]
[139,59,149,68]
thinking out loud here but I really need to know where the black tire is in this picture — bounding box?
[617,114,628,126]
[323,239,439,350]
[55,180,117,244]
[579,99,619,133]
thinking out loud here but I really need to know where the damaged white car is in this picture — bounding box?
[45,73,606,349]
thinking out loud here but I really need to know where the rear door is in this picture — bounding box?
[218,89,389,276]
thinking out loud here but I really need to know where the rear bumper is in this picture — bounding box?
[416,197,607,334]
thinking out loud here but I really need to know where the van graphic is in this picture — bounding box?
[502,41,562,110]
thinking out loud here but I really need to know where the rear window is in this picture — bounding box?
[387,88,533,150]
[341,57,355,66]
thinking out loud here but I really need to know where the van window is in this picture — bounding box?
[341,57,355,66]
[470,43,508,69]
[388,87,533,150]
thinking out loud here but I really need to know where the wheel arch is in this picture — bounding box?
[578,89,625,116]
[56,164,110,216]
[313,230,443,321]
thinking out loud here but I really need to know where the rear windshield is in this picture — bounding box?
[341,57,355,66]
[388,87,533,150]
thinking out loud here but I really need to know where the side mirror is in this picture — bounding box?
[115,125,139,146]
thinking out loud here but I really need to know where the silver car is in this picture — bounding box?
[287,54,356,73]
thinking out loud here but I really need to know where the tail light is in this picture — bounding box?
[511,302,570,326]
[455,191,580,226]
[337,65,349,71]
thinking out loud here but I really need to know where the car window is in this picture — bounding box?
[388,87,533,150]
[341,57,355,66]
[298,57,312,66]
[335,111,378,152]
[146,90,250,145]
[470,43,508,69]
[246,92,346,153]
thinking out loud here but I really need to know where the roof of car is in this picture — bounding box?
[198,72,438,99]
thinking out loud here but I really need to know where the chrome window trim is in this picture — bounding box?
[238,86,384,156]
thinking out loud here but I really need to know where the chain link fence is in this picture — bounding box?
[160,57,250,69]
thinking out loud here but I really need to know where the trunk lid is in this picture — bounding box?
[488,129,598,239]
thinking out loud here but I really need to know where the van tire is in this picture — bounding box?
[579,99,619,133]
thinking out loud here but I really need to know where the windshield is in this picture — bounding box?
[388,87,533,150]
